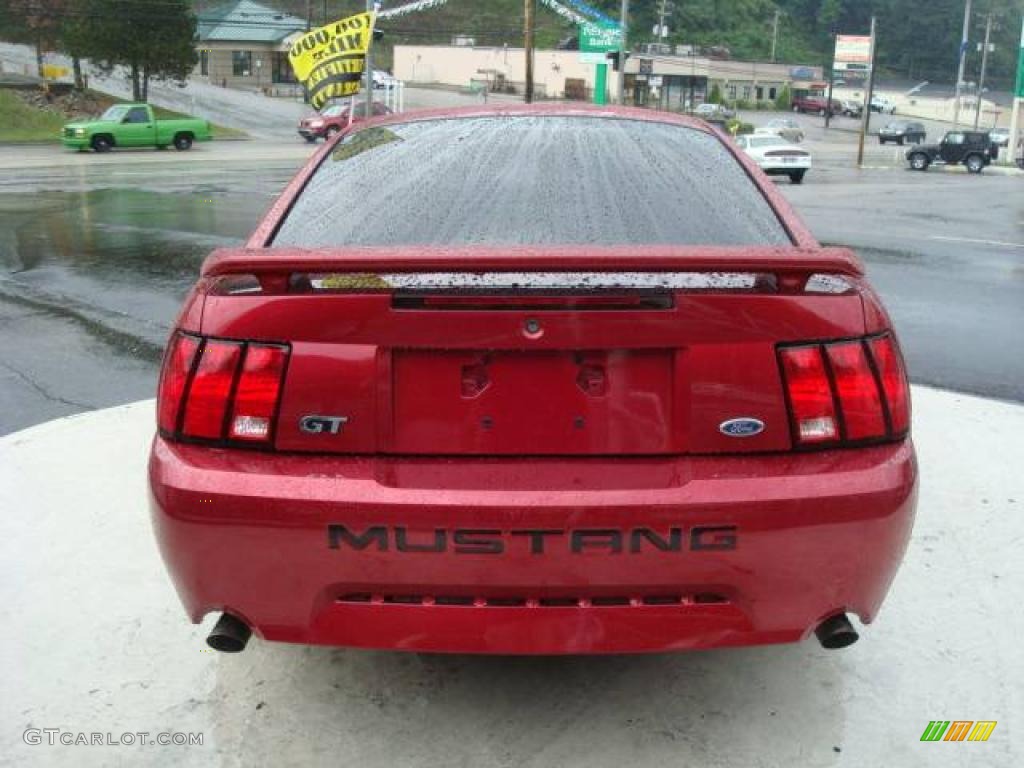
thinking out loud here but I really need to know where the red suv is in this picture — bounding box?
[150,106,917,655]
[297,101,392,142]
[792,95,842,116]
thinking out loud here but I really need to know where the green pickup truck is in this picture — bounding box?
[62,103,211,152]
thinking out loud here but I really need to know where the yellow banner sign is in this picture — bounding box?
[288,11,376,110]
[41,64,70,80]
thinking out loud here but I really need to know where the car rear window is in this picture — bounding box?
[272,116,791,248]
[749,136,788,148]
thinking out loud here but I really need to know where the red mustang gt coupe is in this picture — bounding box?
[149,105,917,655]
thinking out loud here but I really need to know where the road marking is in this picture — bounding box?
[929,235,1024,250]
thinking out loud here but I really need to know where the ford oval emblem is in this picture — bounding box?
[719,418,765,437]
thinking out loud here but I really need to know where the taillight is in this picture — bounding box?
[156,332,289,447]
[778,346,838,444]
[826,341,886,440]
[182,340,242,439]
[157,334,199,434]
[229,345,287,441]
[868,335,910,434]
[778,333,910,449]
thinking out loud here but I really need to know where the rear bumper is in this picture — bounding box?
[761,160,811,175]
[149,438,917,654]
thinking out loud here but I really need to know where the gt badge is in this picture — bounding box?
[299,415,348,435]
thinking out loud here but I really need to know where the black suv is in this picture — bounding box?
[878,121,926,145]
[906,131,995,174]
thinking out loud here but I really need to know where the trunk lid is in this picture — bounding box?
[197,246,867,456]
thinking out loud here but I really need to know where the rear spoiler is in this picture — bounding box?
[202,246,864,280]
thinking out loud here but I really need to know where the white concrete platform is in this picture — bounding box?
[1,388,1021,767]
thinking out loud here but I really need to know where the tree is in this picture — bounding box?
[775,84,792,110]
[709,83,722,104]
[0,0,68,76]
[63,0,197,100]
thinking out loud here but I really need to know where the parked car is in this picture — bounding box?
[735,133,811,183]
[61,103,210,152]
[841,99,863,118]
[151,105,915,656]
[791,95,842,116]
[693,103,735,120]
[298,101,392,142]
[988,127,1010,147]
[758,118,804,143]
[878,121,926,145]
[870,95,897,114]
[906,130,995,174]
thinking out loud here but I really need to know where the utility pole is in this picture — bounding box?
[364,0,375,118]
[973,12,993,129]
[656,0,672,39]
[825,30,837,129]
[1009,17,1023,167]
[952,0,972,130]
[524,0,535,103]
[616,0,629,105]
[304,0,312,104]
[771,9,780,63]
[856,16,877,168]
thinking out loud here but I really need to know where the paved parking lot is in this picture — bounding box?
[1,387,1020,767]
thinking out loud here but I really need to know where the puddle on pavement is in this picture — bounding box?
[0,186,271,353]
[0,186,271,313]
[0,187,264,279]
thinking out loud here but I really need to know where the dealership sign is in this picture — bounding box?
[833,34,871,82]
[835,35,871,64]
[580,20,622,52]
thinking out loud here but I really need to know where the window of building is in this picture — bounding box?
[742,85,751,100]
[272,51,298,84]
[726,84,736,100]
[200,50,209,76]
[769,87,777,100]
[756,86,764,101]
[232,50,252,77]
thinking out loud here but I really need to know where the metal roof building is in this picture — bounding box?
[198,0,306,44]
[195,1,307,92]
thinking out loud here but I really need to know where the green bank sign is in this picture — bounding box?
[580,21,622,54]
[1016,18,1024,98]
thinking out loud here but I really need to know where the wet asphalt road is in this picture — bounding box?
[0,139,1021,435]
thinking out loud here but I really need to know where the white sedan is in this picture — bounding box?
[735,133,812,184]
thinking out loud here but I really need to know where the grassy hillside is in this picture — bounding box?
[0,89,68,142]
